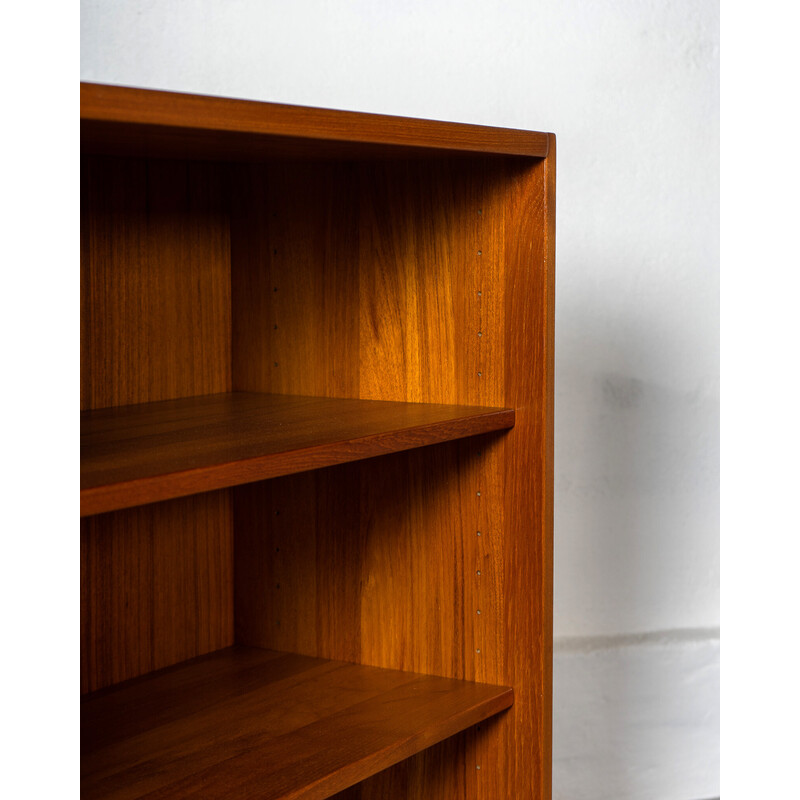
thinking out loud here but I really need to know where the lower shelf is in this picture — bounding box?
[81,646,513,800]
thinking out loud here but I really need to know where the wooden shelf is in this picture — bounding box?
[81,646,513,800]
[81,392,514,516]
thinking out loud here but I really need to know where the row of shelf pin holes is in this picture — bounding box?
[475,208,483,676]
[476,202,485,778]
[269,453,488,766]
[269,491,488,636]
[267,208,489,773]
[478,209,484,381]
[266,210,487,376]
[269,211,488,681]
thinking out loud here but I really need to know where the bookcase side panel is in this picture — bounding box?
[498,142,556,800]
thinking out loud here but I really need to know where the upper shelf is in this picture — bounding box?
[81,392,514,516]
[80,82,550,161]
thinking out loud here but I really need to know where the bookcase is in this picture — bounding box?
[80,82,555,800]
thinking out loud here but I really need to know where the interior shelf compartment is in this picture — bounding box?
[81,645,513,800]
[81,391,515,516]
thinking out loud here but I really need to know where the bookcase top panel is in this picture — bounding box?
[81,82,550,161]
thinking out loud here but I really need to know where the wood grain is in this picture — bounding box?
[81,646,512,800]
[81,155,231,410]
[81,82,549,161]
[81,392,514,516]
[498,140,556,800]
[80,491,234,693]
[230,157,506,407]
[81,152,235,691]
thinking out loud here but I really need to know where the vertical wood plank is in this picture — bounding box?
[314,463,365,662]
[81,155,231,410]
[500,145,556,800]
[234,475,319,656]
[231,161,361,398]
[80,492,234,693]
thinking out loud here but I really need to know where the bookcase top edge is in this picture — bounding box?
[81,82,551,159]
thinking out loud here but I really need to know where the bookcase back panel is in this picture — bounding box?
[81,155,232,411]
[81,491,234,693]
[234,434,501,672]
[230,157,512,407]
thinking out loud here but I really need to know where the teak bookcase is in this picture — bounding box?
[80,82,555,800]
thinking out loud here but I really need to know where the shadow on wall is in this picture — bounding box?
[554,295,718,636]
[551,293,719,799]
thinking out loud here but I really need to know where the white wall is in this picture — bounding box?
[554,632,719,800]
[81,1,719,796]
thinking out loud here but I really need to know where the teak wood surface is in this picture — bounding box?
[81,646,513,800]
[81,84,555,800]
[81,82,550,161]
[81,152,236,692]
[81,392,514,516]
[81,492,234,694]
